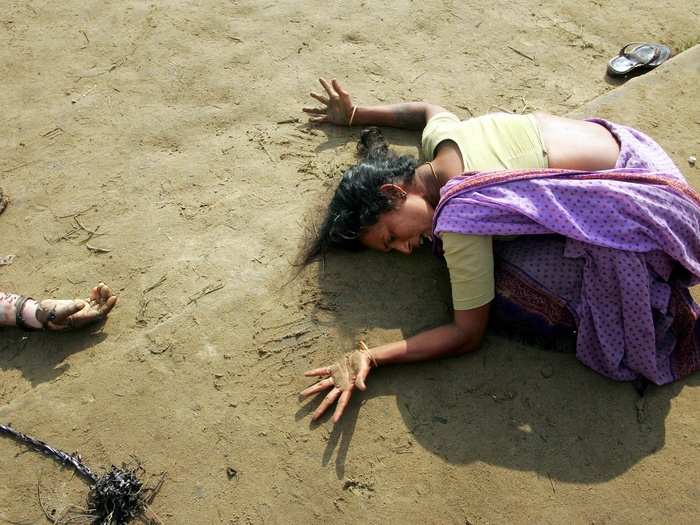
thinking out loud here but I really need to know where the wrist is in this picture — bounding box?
[369,339,412,366]
[358,340,378,368]
[21,299,43,329]
[348,105,358,127]
[8,295,43,330]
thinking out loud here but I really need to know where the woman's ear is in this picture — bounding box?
[379,184,408,205]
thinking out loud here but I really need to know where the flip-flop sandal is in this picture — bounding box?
[607,42,672,77]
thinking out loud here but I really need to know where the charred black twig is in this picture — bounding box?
[88,465,145,523]
[1,424,165,525]
[1,424,97,482]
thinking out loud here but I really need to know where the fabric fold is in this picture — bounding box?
[433,119,700,384]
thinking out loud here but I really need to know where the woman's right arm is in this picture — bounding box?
[303,78,447,130]
[370,306,490,365]
[300,304,490,422]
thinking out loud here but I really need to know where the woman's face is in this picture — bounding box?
[359,191,434,254]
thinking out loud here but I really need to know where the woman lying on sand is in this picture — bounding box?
[0,283,117,330]
[298,78,700,423]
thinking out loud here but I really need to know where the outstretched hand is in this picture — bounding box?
[37,282,118,331]
[302,78,354,126]
[300,344,376,423]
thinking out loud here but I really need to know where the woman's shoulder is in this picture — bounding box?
[421,112,464,159]
[440,232,492,256]
[424,111,462,128]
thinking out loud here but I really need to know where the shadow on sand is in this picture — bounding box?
[299,248,698,484]
[0,327,108,387]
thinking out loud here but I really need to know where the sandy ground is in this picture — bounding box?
[1,1,700,523]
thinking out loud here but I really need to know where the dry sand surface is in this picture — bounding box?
[1,1,700,523]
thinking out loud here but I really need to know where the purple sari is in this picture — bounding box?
[432,120,700,385]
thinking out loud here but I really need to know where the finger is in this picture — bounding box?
[299,378,334,398]
[332,389,353,423]
[302,107,326,114]
[318,78,336,98]
[98,282,113,302]
[331,79,349,97]
[312,387,341,421]
[47,320,70,332]
[304,366,332,377]
[54,300,86,323]
[309,92,329,105]
[355,365,370,391]
[98,295,118,316]
[308,116,328,124]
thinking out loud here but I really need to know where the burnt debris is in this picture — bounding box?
[1,423,164,524]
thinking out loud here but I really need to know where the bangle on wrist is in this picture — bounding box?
[22,299,43,329]
[359,340,378,368]
[348,105,358,127]
[15,296,42,331]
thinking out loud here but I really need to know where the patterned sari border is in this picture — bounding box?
[434,168,700,225]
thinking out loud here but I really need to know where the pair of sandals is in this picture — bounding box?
[607,42,672,77]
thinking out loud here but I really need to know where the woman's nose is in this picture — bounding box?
[395,241,412,254]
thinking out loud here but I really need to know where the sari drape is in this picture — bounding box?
[433,120,700,384]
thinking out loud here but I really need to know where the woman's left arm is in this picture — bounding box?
[300,304,490,422]
[303,78,447,130]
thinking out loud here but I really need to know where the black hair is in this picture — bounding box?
[299,127,418,266]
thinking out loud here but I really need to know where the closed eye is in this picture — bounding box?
[384,235,395,252]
